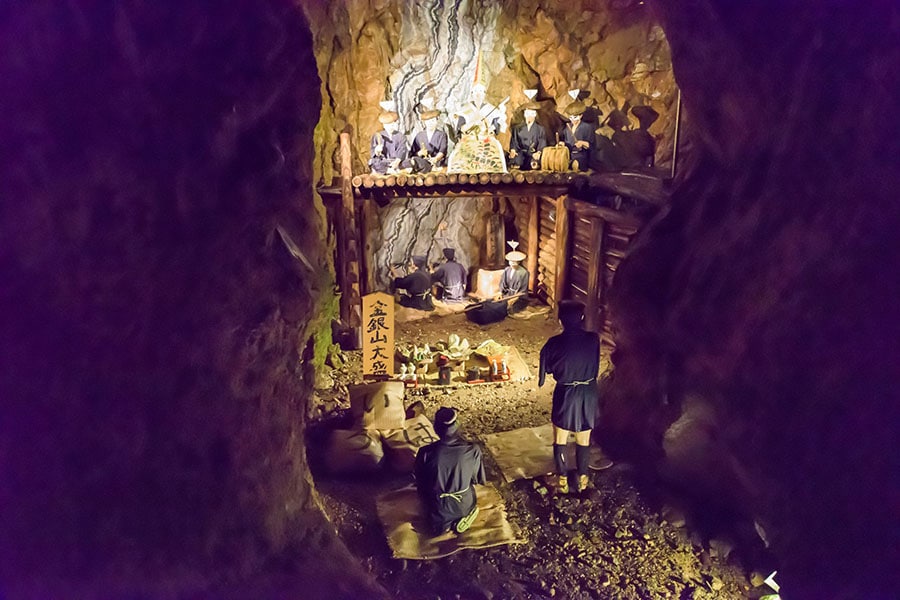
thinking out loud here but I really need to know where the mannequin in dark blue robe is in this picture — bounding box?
[431,248,467,302]
[539,301,600,493]
[509,104,547,170]
[369,112,408,174]
[415,407,485,534]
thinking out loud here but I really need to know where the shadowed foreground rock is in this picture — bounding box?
[603,1,900,598]
[0,1,385,598]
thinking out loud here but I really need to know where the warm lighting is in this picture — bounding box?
[568,88,580,100]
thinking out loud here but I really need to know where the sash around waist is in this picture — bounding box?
[559,379,594,387]
[438,485,471,503]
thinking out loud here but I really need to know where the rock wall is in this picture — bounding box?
[603,1,900,598]
[367,197,495,290]
[300,0,677,181]
[0,1,385,598]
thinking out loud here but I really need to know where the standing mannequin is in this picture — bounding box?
[538,300,600,494]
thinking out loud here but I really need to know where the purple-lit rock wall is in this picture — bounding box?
[0,1,385,598]
[602,1,900,597]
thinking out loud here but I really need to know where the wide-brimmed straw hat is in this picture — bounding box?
[378,111,399,124]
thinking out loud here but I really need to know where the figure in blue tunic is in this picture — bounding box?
[431,248,467,303]
[407,109,448,174]
[508,102,547,170]
[539,300,600,494]
[559,101,593,171]
[369,111,408,175]
[415,407,485,534]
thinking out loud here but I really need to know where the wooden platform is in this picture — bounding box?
[317,129,667,350]
[340,169,669,205]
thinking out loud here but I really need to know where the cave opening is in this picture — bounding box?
[1,1,897,599]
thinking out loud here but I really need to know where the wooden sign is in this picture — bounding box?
[362,291,394,378]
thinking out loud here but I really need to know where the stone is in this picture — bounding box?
[315,370,335,390]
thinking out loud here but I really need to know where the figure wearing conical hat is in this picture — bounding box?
[407,108,448,174]
[558,100,593,172]
[454,54,509,136]
[500,241,529,314]
[369,110,408,175]
[509,101,547,171]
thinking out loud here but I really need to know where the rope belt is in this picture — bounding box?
[438,485,470,503]
[561,379,594,387]
[414,291,432,298]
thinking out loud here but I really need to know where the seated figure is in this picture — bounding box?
[406,109,448,174]
[431,247,467,303]
[559,101,593,171]
[608,108,656,170]
[390,255,434,311]
[415,407,485,535]
[454,83,505,136]
[623,105,659,167]
[508,101,547,170]
[369,111,408,175]
[465,242,529,325]
[447,83,509,173]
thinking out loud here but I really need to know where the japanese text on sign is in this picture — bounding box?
[362,292,395,377]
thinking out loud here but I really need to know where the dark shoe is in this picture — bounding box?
[455,505,479,533]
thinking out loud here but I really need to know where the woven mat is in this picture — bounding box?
[508,304,551,320]
[394,298,473,322]
[376,483,524,560]
[481,424,612,482]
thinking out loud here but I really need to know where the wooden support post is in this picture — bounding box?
[360,197,376,296]
[497,196,508,262]
[527,196,539,292]
[339,129,362,347]
[485,197,498,267]
[585,218,606,332]
[553,194,569,307]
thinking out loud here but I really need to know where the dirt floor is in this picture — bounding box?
[311,306,765,599]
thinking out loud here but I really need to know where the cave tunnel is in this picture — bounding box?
[1,1,898,599]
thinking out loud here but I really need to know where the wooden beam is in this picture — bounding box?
[585,217,605,332]
[553,194,570,307]
[527,196,539,292]
[565,196,644,228]
[339,130,361,346]
[485,198,498,267]
[355,184,569,200]
[360,197,376,296]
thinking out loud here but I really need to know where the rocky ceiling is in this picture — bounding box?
[299,0,678,180]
